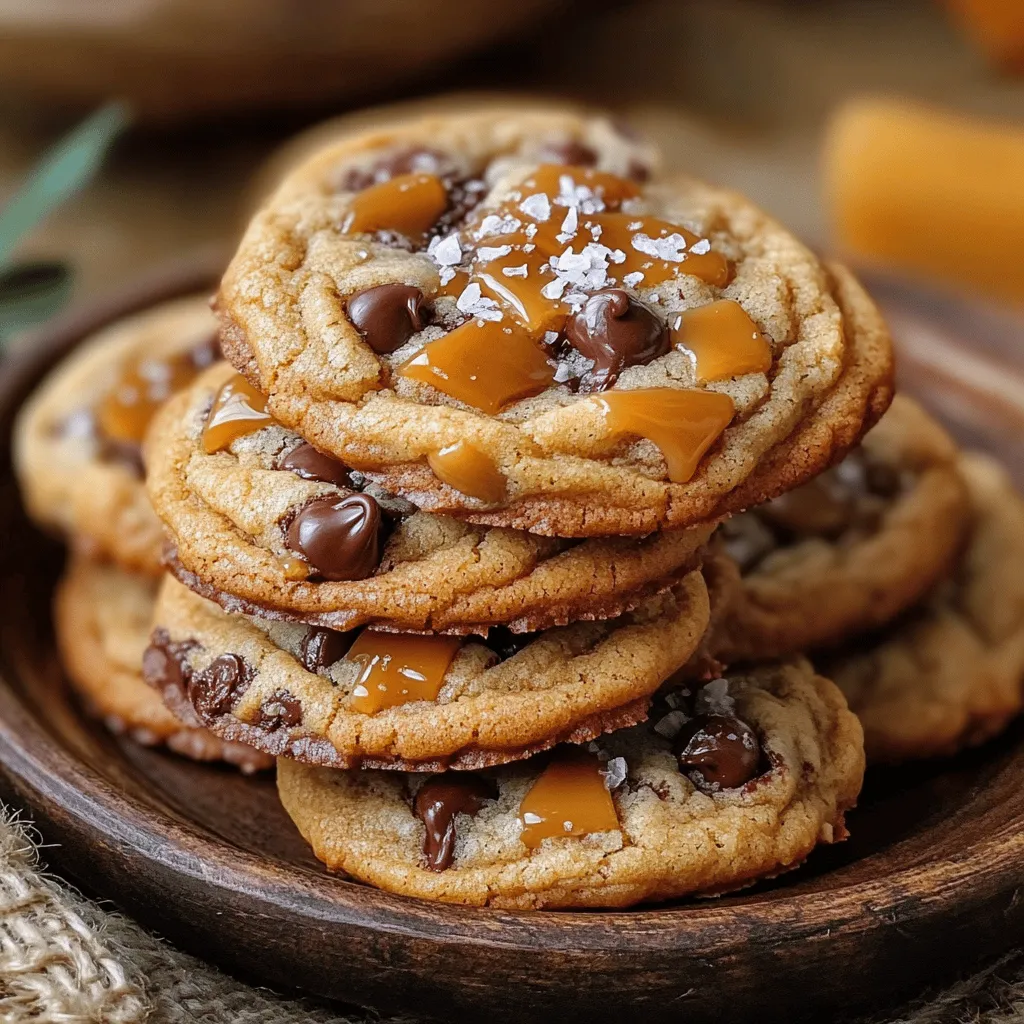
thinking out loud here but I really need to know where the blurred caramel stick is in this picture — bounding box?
[945,0,1024,72]
[824,98,1024,306]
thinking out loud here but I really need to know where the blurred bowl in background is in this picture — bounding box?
[0,0,567,122]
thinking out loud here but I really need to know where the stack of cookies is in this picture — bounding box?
[15,105,1024,910]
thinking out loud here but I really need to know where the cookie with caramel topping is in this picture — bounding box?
[15,295,218,575]
[54,557,271,773]
[145,362,714,634]
[143,568,711,771]
[823,454,1024,763]
[276,659,864,908]
[217,106,891,536]
[713,396,970,662]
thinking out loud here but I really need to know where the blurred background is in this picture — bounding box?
[1,0,1023,322]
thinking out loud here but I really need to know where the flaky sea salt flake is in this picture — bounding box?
[477,244,513,262]
[632,232,689,262]
[429,233,462,266]
[601,757,628,791]
[519,193,551,222]
[502,263,529,278]
[690,238,712,255]
[623,271,645,288]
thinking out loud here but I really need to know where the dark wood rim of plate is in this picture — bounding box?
[1,255,1023,1024]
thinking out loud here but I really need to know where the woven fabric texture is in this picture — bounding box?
[1,806,1022,1024]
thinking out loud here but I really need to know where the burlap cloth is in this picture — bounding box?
[0,804,1020,1024]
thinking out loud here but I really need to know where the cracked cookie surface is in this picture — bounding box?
[218,106,892,536]
[276,660,864,908]
[714,396,969,662]
[822,454,1024,763]
[15,295,217,575]
[55,556,272,772]
[144,569,711,771]
[146,362,712,633]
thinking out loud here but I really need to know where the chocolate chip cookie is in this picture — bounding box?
[146,361,712,633]
[276,660,864,908]
[714,396,969,662]
[55,556,272,772]
[15,295,218,575]
[823,453,1024,763]
[217,106,892,536]
[143,569,711,771]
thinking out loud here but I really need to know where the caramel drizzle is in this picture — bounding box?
[427,440,507,504]
[343,172,449,239]
[202,374,274,454]
[672,299,772,382]
[518,749,619,850]
[346,630,462,714]
[98,348,210,444]
[341,162,747,486]
[397,318,554,415]
[593,388,736,483]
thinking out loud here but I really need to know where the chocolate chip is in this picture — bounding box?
[98,436,145,477]
[673,714,761,791]
[254,688,303,730]
[189,654,251,720]
[337,147,446,191]
[540,140,598,167]
[285,494,384,582]
[413,775,496,871]
[626,159,651,183]
[563,289,670,392]
[348,284,427,355]
[278,442,354,488]
[299,626,354,674]
[142,629,194,692]
[483,626,537,662]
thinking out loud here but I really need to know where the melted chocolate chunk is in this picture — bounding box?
[254,688,303,730]
[433,177,486,238]
[755,449,908,547]
[483,626,537,662]
[563,289,670,392]
[299,625,354,674]
[539,140,598,167]
[337,147,447,191]
[278,442,354,488]
[285,493,384,582]
[413,775,496,871]
[347,284,427,355]
[673,714,761,791]
[142,628,195,692]
[98,436,146,477]
[189,654,252,720]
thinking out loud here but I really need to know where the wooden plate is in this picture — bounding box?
[1,261,1023,1023]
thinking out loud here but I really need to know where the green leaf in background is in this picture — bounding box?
[0,101,130,270]
[0,261,72,343]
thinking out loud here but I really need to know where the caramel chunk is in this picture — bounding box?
[519,750,620,850]
[825,98,1024,305]
[97,335,217,448]
[346,631,462,714]
[564,288,670,391]
[202,374,274,454]
[673,714,761,790]
[343,172,449,240]
[672,300,772,382]
[398,319,555,414]
[428,440,507,504]
[348,283,427,354]
[414,775,495,871]
[593,388,735,483]
[285,494,383,582]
